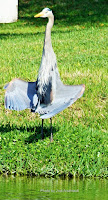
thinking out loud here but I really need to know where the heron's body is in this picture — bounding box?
[36,11,59,105]
[4,8,85,140]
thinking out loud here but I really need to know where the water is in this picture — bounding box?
[0,176,107,200]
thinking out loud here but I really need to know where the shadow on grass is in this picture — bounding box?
[0,122,58,143]
[18,0,107,26]
[0,28,78,40]
[0,31,44,40]
[25,125,58,143]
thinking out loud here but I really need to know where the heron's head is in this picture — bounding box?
[34,8,53,18]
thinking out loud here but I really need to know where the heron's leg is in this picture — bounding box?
[41,119,44,139]
[50,118,53,142]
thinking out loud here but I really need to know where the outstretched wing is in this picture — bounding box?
[4,78,38,111]
[40,84,85,119]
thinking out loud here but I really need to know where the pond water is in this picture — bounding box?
[0,176,107,200]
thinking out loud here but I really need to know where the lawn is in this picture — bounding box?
[0,0,107,177]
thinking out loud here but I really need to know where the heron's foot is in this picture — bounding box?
[50,138,53,142]
[50,133,53,142]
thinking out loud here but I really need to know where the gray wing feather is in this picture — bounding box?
[40,99,74,119]
[40,84,85,119]
[4,78,38,111]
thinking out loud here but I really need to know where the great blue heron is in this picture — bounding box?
[4,8,85,142]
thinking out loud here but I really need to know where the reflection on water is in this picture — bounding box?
[0,176,107,200]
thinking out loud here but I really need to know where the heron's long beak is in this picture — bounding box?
[34,12,44,18]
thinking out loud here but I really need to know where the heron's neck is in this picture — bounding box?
[37,14,55,95]
[44,15,54,48]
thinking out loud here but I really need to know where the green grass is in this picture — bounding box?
[0,0,108,177]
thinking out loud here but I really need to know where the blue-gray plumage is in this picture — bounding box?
[4,79,38,111]
[4,8,85,141]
